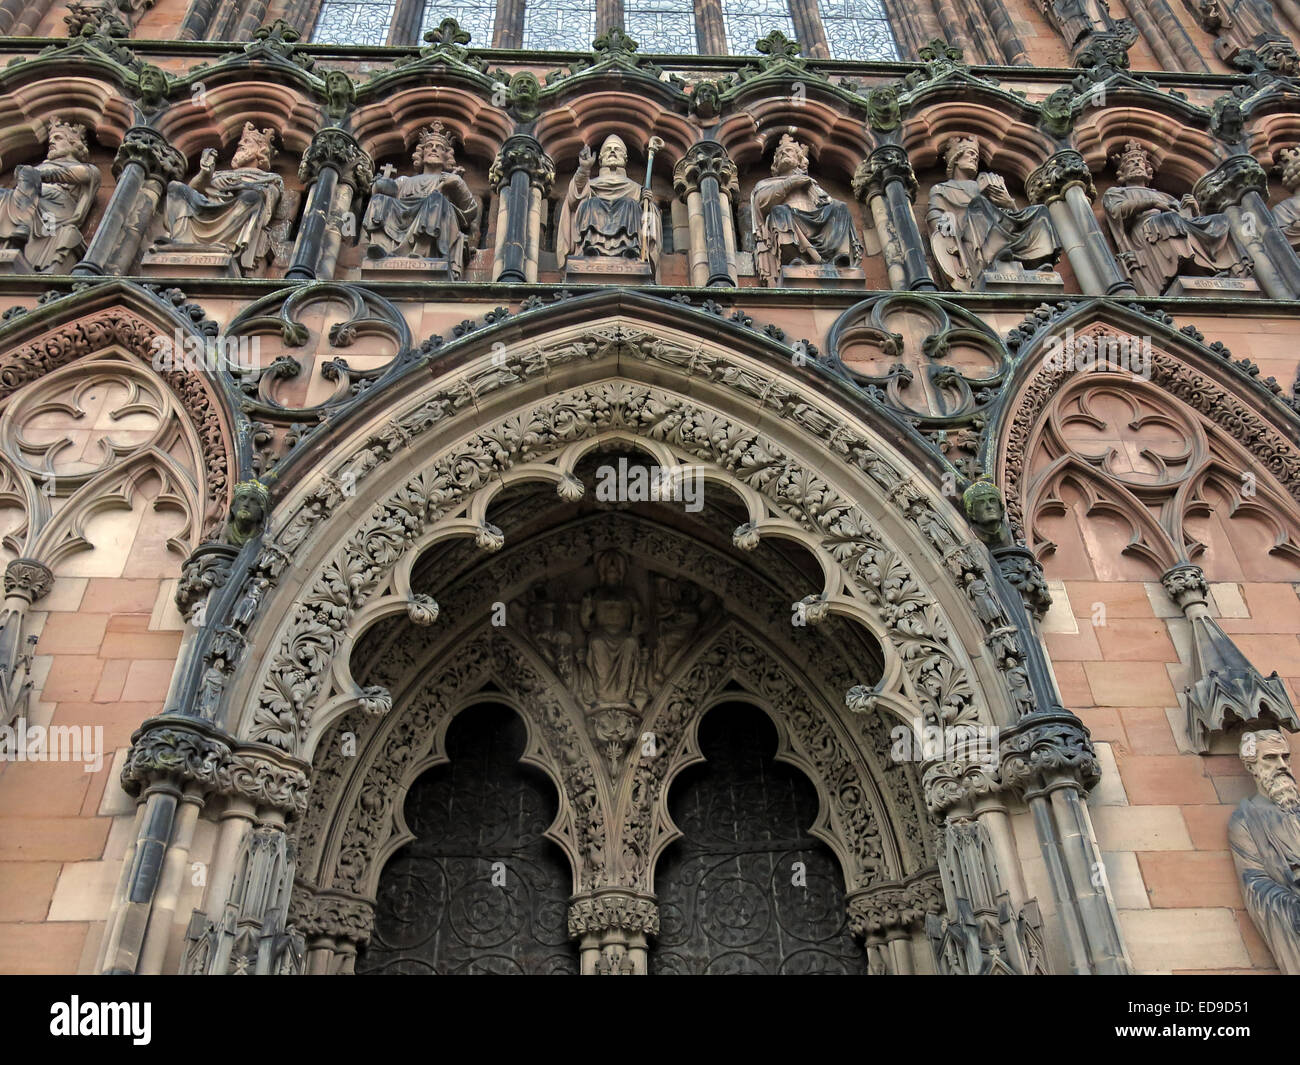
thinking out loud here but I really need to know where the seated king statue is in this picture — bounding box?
[1101,140,1244,296]
[361,121,480,279]
[557,134,660,277]
[751,133,862,286]
[926,134,1060,291]
[0,117,100,273]
[151,122,283,274]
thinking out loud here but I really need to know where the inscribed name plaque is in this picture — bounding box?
[778,264,867,289]
[563,255,654,282]
[1165,276,1262,298]
[976,267,1065,294]
[360,256,453,279]
[140,250,239,278]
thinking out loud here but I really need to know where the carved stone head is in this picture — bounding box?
[46,118,89,164]
[598,134,628,171]
[415,120,456,173]
[227,479,271,547]
[1276,146,1300,192]
[1113,139,1155,187]
[771,133,810,177]
[962,479,1006,541]
[943,135,980,180]
[231,122,276,171]
[595,548,628,587]
[1241,729,1300,811]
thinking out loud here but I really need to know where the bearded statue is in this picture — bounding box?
[1272,146,1300,251]
[362,121,480,278]
[0,117,100,272]
[557,134,661,276]
[1101,140,1243,296]
[1230,729,1300,973]
[926,135,1061,291]
[152,122,284,273]
[750,133,862,286]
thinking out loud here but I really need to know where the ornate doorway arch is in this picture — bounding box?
[110,306,1129,975]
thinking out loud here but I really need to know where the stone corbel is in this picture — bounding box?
[851,145,935,292]
[567,889,659,974]
[1026,150,1134,295]
[1162,563,1298,753]
[73,127,187,277]
[286,128,374,281]
[490,134,555,284]
[1194,154,1300,299]
[672,141,739,288]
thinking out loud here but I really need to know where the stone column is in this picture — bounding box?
[695,0,726,53]
[73,128,186,277]
[1027,150,1134,295]
[673,141,739,288]
[568,889,658,974]
[489,135,555,283]
[1195,154,1300,300]
[0,559,51,723]
[852,146,936,291]
[136,784,206,974]
[1000,712,1132,975]
[845,870,943,974]
[922,758,1047,974]
[285,128,374,281]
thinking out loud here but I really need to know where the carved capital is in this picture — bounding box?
[851,144,918,203]
[922,755,1004,816]
[1026,150,1094,205]
[121,716,311,816]
[1193,154,1269,213]
[113,126,187,185]
[1161,562,1210,611]
[3,558,53,603]
[289,888,376,944]
[992,545,1052,620]
[567,889,659,938]
[488,134,555,193]
[299,128,374,192]
[999,710,1099,797]
[176,542,239,621]
[672,140,738,200]
[845,869,944,939]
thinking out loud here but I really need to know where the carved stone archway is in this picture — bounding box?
[114,310,1129,975]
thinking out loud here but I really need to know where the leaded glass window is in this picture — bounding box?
[522,0,597,51]
[818,0,898,60]
[626,0,698,54]
[310,0,396,45]
[419,1,496,44]
[721,0,795,56]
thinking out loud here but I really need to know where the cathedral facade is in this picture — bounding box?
[0,0,1298,976]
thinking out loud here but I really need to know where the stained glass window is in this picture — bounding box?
[521,0,597,51]
[722,0,795,56]
[419,1,496,45]
[818,0,898,60]
[310,0,396,46]
[626,0,698,54]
